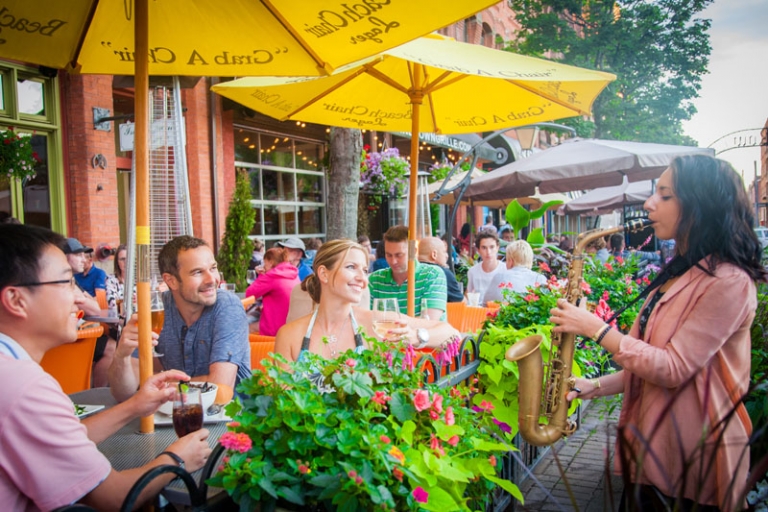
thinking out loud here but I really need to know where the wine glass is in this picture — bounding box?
[419,298,431,320]
[246,269,257,285]
[149,290,165,357]
[372,298,400,340]
[172,386,203,437]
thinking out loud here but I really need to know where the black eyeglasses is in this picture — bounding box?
[12,277,76,288]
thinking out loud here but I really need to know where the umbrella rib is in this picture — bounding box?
[261,0,332,74]
[364,65,410,95]
[70,0,102,70]
[281,67,371,120]
[508,80,592,116]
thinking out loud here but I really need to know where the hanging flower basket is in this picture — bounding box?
[359,145,409,205]
[0,128,39,181]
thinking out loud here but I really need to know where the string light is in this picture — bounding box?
[243,137,250,142]
[248,144,255,149]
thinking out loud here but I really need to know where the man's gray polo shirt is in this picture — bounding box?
[157,289,251,388]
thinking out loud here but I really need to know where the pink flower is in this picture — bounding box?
[602,290,609,301]
[380,435,391,444]
[605,263,613,272]
[384,351,393,367]
[345,358,357,368]
[538,262,551,273]
[580,280,592,294]
[429,410,440,420]
[430,434,445,457]
[412,486,429,504]
[219,432,252,454]
[226,421,241,428]
[372,390,391,405]
[616,256,624,264]
[432,393,443,413]
[523,293,539,302]
[413,390,431,412]
[447,435,460,447]
[445,406,455,426]
[449,388,462,398]
[479,400,495,411]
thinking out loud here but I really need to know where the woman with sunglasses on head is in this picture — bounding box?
[275,239,459,365]
[550,155,766,511]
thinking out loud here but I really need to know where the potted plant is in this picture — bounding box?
[209,339,521,511]
[217,169,255,293]
[359,145,410,208]
[0,127,39,181]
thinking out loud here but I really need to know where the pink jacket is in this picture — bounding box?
[245,262,299,336]
[613,260,755,510]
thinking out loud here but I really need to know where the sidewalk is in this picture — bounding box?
[518,397,624,512]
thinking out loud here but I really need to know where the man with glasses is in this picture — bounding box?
[0,224,211,510]
[109,235,250,404]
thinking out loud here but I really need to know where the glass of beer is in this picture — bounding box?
[150,290,165,357]
[172,387,204,437]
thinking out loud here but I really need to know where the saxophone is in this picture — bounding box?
[505,218,653,447]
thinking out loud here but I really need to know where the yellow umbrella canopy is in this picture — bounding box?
[213,35,615,315]
[0,0,498,76]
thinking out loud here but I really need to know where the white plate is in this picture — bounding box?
[75,404,105,419]
[154,407,232,426]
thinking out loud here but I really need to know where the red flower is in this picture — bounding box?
[431,393,443,413]
[429,410,440,420]
[605,263,613,272]
[372,390,391,405]
[445,406,455,426]
[538,262,551,273]
[580,280,592,294]
[478,400,495,411]
[430,434,445,457]
[447,435,460,447]
[449,388,462,398]
[413,390,431,412]
[219,432,252,454]
[523,293,539,302]
[392,467,404,482]
[380,435,391,444]
[489,455,498,466]
[345,358,357,368]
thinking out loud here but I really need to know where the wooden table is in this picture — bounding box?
[70,388,228,506]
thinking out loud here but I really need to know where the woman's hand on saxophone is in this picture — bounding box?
[566,377,601,401]
[550,298,605,339]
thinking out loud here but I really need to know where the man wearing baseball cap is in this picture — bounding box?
[71,241,107,298]
[276,237,313,281]
[61,238,101,318]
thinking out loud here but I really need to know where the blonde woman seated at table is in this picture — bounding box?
[275,239,459,365]
[483,240,547,305]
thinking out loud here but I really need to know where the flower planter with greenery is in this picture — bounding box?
[0,128,39,181]
[359,145,409,208]
[211,339,520,511]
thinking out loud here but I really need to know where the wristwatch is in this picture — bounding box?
[159,451,185,470]
[416,328,430,348]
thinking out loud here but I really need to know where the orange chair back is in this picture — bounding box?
[94,288,109,309]
[462,306,492,334]
[445,302,465,332]
[241,296,256,310]
[249,333,276,372]
[40,323,103,394]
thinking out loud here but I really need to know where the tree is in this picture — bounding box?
[217,169,255,292]
[327,127,363,241]
[507,0,712,145]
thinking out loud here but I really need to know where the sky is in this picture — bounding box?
[681,0,768,179]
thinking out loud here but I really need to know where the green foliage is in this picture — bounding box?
[210,339,515,511]
[506,0,712,145]
[505,199,564,242]
[217,169,255,293]
[0,128,38,181]
[747,284,768,468]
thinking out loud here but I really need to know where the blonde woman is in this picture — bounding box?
[483,240,547,304]
[275,239,459,365]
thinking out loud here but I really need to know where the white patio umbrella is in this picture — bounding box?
[463,138,715,202]
[560,178,653,214]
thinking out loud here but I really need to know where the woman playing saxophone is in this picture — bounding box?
[550,155,765,511]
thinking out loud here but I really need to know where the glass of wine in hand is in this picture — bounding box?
[372,298,400,340]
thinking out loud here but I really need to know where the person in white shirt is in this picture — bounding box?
[483,240,547,304]
[466,231,504,301]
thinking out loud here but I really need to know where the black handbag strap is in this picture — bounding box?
[605,255,693,325]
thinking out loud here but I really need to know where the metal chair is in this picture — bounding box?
[40,323,103,394]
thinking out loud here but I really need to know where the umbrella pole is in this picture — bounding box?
[407,70,424,318]
[135,0,154,433]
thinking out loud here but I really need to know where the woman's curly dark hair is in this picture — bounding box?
[671,155,767,281]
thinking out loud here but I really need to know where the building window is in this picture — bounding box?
[235,127,327,246]
[0,63,62,231]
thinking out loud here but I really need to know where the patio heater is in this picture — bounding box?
[404,170,432,239]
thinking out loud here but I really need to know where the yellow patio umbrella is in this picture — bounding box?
[0,0,499,433]
[0,0,498,76]
[212,35,616,315]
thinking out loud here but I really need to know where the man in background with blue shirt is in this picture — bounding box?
[74,247,107,297]
[109,236,250,404]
